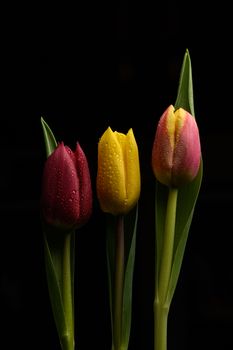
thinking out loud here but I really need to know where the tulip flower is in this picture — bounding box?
[40,119,93,350]
[97,126,141,215]
[97,126,140,350]
[152,104,201,187]
[152,50,203,350]
[41,141,92,231]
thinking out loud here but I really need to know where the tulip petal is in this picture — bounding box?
[97,127,126,214]
[152,105,175,186]
[124,129,141,211]
[97,127,141,215]
[74,143,93,227]
[152,105,201,187]
[41,143,80,230]
[172,109,201,186]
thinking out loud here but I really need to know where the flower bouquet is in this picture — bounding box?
[40,49,202,350]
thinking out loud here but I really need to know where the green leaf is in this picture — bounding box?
[106,215,117,336]
[43,227,76,350]
[41,116,57,157]
[155,49,203,307]
[121,205,138,348]
[106,204,138,349]
[43,229,68,347]
[166,161,202,305]
[174,48,195,116]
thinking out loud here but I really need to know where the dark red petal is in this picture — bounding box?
[74,142,92,227]
[41,142,80,230]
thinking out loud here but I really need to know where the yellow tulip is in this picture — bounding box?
[97,127,141,215]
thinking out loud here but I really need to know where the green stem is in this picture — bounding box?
[154,301,168,350]
[62,232,74,350]
[113,215,125,350]
[158,188,178,303]
[154,187,178,350]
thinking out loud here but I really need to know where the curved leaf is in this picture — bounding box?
[41,116,57,157]
[43,229,68,344]
[166,161,203,306]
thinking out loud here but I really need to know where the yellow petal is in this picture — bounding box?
[97,127,141,215]
[124,128,141,212]
[165,105,176,149]
[174,108,186,144]
[97,127,126,214]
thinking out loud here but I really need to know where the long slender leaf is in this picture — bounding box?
[43,229,68,344]
[122,204,138,348]
[166,161,203,306]
[106,214,117,335]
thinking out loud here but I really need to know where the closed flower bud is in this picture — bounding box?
[97,127,141,215]
[41,142,92,231]
[152,105,201,187]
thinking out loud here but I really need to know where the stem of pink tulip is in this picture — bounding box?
[154,301,168,350]
[62,232,75,350]
[154,187,178,350]
[113,215,125,350]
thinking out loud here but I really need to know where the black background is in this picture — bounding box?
[1,1,233,349]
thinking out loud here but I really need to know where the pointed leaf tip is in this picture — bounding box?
[174,50,194,116]
[40,117,57,157]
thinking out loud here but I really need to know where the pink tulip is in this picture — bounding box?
[41,142,92,231]
[152,105,201,187]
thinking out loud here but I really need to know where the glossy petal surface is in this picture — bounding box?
[41,142,92,230]
[152,105,201,187]
[97,127,140,215]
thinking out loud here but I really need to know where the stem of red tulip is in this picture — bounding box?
[154,187,178,350]
[113,215,125,350]
[62,232,75,350]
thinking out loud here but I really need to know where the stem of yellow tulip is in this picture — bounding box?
[62,231,75,350]
[113,215,125,350]
[154,187,178,350]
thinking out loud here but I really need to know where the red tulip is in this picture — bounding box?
[41,142,92,231]
[152,105,201,187]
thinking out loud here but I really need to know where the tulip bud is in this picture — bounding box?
[152,105,201,187]
[97,127,141,215]
[41,142,92,231]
